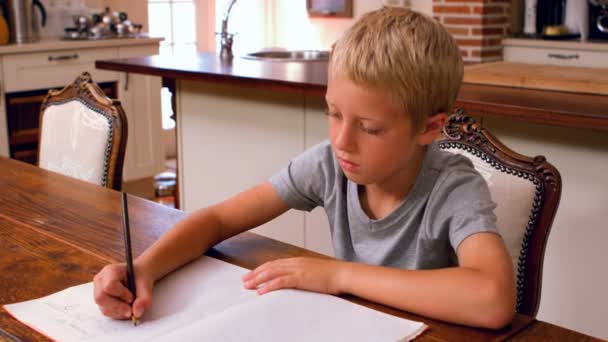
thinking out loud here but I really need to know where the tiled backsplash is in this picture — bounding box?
[433,0,510,63]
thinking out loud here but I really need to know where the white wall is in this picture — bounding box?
[272,0,432,50]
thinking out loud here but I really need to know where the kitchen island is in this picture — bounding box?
[96,52,608,340]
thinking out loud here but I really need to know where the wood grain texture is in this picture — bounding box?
[0,156,592,341]
[464,62,608,96]
[511,321,605,342]
[456,84,608,131]
[95,53,328,96]
[0,217,107,341]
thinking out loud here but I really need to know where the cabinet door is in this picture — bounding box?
[117,45,164,181]
[177,80,306,247]
[304,95,334,256]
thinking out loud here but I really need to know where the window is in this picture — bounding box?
[148,0,197,56]
[213,1,329,54]
[148,0,197,129]
[215,0,272,56]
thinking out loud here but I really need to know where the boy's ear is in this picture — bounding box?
[416,113,448,145]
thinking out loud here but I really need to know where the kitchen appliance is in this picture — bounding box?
[524,0,538,35]
[62,7,143,40]
[5,0,46,43]
[564,0,589,39]
[536,0,566,36]
[589,0,608,40]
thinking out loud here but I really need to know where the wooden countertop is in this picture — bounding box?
[96,52,328,95]
[0,36,163,55]
[463,62,608,96]
[96,52,608,131]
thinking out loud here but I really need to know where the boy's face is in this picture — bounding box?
[325,73,428,186]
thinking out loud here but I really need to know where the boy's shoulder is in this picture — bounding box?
[424,143,491,203]
[427,144,479,178]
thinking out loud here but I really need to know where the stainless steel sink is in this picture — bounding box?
[243,50,329,62]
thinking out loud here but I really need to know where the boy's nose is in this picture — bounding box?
[334,124,356,152]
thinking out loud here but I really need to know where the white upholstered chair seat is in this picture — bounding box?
[37,72,128,190]
[441,147,537,281]
[39,100,112,187]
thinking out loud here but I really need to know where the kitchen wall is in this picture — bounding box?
[272,0,401,50]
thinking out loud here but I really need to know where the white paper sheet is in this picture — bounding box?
[4,256,427,341]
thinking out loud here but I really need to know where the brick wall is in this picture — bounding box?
[433,0,511,63]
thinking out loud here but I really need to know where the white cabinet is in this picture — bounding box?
[177,80,334,254]
[304,95,334,256]
[117,45,164,181]
[503,38,608,68]
[0,39,164,182]
[1,47,119,92]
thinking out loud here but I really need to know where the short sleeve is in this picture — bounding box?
[269,141,335,212]
[431,161,499,252]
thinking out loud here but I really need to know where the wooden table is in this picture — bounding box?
[0,157,600,341]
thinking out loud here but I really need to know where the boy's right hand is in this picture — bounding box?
[93,263,154,320]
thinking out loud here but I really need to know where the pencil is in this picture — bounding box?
[121,192,139,326]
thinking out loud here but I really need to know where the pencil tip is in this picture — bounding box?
[131,315,140,326]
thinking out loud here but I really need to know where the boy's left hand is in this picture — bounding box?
[242,257,345,295]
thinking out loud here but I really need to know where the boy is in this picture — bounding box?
[93,7,515,329]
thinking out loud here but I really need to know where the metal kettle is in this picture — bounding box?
[5,0,46,43]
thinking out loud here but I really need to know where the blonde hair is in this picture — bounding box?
[330,7,463,130]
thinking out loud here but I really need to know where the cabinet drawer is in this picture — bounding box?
[503,46,607,68]
[2,47,121,93]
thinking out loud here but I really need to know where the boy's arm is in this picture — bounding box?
[94,182,289,320]
[136,182,290,283]
[338,232,515,329]
[243,232,516,329]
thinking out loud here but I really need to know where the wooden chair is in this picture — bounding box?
[438,110,562,317]
[37,72,128,190]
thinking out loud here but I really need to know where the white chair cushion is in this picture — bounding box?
[39,100,111,186]
[443,147,537,278]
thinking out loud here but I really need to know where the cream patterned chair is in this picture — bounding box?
[438,110,561,317]
[38,72,128,190]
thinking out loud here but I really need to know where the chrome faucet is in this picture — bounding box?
[218,0,237,59]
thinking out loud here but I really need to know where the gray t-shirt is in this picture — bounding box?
[269,140,498,270]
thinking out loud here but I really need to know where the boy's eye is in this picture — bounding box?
[360,125,382,136]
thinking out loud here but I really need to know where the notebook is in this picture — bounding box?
[4,256,427,341]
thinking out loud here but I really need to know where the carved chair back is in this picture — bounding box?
[38,72,128,190]
[438,110,561,317]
